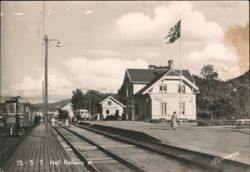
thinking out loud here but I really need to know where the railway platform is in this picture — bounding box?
[1,123,85,172]
[79,120,250,165]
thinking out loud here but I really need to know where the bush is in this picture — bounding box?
[197,119,238,126]
[197,110,210,119]
[149,119,160,123]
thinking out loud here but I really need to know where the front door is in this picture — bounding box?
[115,110,119,115]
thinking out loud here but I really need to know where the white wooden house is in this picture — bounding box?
[118,60,199,121]
[99,96,125,118]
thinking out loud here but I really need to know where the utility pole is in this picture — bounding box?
[43,35,61,128]
[44,35,48,128]
[42,81,45,104]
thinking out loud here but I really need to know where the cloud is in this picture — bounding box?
[13,12,24,16]
[85,10,92,15]
[145,51,159,57]
[116,2,223,42]
[186,43,240,80]
[86,49,121,56]
[2,57,149,103]
[115,1,244,81]
[61,57,149,92]
[2,68,74,103]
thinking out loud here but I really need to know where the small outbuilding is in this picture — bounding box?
[99,96,125,119]
[61,103,74,118]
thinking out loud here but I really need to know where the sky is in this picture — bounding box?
[0,1,249,103]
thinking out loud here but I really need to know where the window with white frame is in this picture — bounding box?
[7,104,15,113]
[108,101,112,105]
[161,102,167,115]
[178,85,186,93]
[159,84,167,93]
[179,102,185,115]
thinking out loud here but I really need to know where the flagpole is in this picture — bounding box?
[180,20,182,117]
[165,20,182,116]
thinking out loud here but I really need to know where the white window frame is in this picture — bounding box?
[108,101,112,105]
[159,84,167,93]
[178,85,186,93]
[179,102,185,115]
[160,102,167,115]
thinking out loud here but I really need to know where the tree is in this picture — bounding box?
[71,89,85,111]
[194,68,249,120]
[210,95,237,119]
[200,64,218,95]
[83,90,104,115]
[83,90,116,116]
[200,64,218,80]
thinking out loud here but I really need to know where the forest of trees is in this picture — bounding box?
[194,65,249,120]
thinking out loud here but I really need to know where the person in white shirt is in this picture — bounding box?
[51,117,56,127]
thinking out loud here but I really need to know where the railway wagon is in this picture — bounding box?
[1,98,35,131]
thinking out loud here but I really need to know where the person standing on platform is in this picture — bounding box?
[34,113,38,126]
[71,116,76,125]
[51,117,56,127]
[97,113,100,122]
[65,117,69,127]
[171,111,178,130]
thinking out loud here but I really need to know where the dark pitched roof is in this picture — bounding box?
[127,69,195,84]
[174,70,195,83]
[135,71,168,95]
[127,69,167,83]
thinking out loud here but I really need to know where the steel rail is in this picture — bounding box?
[53,125,100,172]
[77,123,250,172]
[54,124,145,172]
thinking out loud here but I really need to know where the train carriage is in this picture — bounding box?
[0,97,35,132]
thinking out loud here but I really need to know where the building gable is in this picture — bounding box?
[99,96,125,107]
[137,70,198,95]
[61,103,72,111]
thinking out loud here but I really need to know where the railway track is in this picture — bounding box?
[53,124,144,172]
[75,123,250,172]
[53,124,223,172]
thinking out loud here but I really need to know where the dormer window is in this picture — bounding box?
[159,84,167,93]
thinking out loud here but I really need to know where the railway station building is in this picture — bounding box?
[118,60,199,121]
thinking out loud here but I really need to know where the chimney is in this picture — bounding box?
[168,60,173,70]
[148,65,157,70]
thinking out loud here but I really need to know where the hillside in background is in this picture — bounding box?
[32,98,71,111]
[229,70,249,85]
